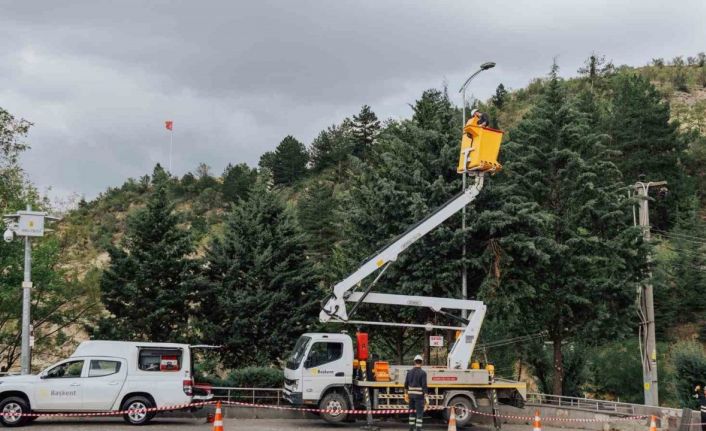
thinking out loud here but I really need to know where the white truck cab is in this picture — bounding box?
[0,341,211,427]
[283,333,353,406]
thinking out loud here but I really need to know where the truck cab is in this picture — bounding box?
[283,333,353,407]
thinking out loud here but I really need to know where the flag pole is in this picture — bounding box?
[169,130,173,173]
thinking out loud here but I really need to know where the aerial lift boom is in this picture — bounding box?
[319,121,504,370]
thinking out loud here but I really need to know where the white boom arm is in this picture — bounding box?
[318,174,486,370]
[319,174,484,323]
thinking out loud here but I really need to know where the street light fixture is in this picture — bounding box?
[457,62,496,318]
[3,205,60,375]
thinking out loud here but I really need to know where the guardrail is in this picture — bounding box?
[209,387,284,405]
[201,387,658,417]
[527,392,640,415]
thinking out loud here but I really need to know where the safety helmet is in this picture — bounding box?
[470,109,479,116]
[414,354,423,363]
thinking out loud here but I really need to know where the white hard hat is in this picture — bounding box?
[414,354,423,362]
[470,109,479,116]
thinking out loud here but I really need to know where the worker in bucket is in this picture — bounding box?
[469,108,490,127]
[404,354,428,431]
[694,385,706,431]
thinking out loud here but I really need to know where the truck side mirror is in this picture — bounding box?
[304,358,311,369]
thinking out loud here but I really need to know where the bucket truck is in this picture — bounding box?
[283,123,526,427]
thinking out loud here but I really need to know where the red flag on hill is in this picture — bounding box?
[165,120,173,131]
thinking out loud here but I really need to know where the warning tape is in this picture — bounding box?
[0,401,213,418]
[0,398,653,423]
[220,400,650,423]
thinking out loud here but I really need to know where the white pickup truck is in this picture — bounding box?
[0,341,211,427]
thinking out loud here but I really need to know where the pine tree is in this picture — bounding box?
[492,84,508,110]
[259,151,276,172]
[478,64,648,395]
[222,163,257,203]
[272,135,308,186]
[199,180,318,366]
[298,178,341,261]
[340,88,463,362]
[577,52,614,91]
[309,122,353,173]
[608,73,689,229]
[95,172,199,342]
[351,105,381,160]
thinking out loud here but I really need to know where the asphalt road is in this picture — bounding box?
[27,418,561,431]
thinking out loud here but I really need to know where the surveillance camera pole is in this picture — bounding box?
[21,209,32,375]
[633,180,667,406]
[3,204,60,375]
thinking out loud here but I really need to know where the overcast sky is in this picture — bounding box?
[1,0,704,202]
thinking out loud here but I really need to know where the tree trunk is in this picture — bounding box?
[552,333,563,395]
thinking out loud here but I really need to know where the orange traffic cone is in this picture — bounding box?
[447,407,457,431]
[212,401,224,431]
[533,410,542,431]
[649,415,658,431]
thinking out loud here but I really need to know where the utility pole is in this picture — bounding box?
[3,206,60,374]
[633,180,667,406]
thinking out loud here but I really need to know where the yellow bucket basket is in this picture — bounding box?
[457,124,503,173]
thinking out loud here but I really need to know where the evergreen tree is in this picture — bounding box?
[492,84,508,110]
[298,178,341,262]
[95,173,199,342]
[608,73,689,229]
[272,135,308,186]
[259,151,276,173]
[309,122,353,173]
[351,105,381,160]
[577,52,614,91]
[199,181,318,366]
[340,88,463,362]
[222,163,257,203]
[653,200,706,334]
[477,64,648,395]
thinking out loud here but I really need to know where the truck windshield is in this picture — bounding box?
[286,336,311,370]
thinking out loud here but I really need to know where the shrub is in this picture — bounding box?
[225,367,284,388]
[670,341,706,408]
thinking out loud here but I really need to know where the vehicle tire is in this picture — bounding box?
[444,396,473,428]
[121,396,156,426]
[319,391,349,424]
[0,396,30,427]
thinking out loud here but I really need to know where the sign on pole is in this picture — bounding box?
[17,212,45,237]
[430,335,444,347]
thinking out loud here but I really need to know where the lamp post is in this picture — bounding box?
[3,205,60,374]
[458,62,495,318]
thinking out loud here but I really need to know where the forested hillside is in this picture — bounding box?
[2,52,706,405]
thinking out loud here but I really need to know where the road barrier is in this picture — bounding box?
[0,398,661,425]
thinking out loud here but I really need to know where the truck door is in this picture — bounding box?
[302,341,346,402]
[81,358,127,410]
[34,359,85,411]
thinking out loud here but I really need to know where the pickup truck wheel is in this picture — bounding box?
[121,396,155,426]
[0,396,30,427]
[445,396,473,428]
[319,392,349,424]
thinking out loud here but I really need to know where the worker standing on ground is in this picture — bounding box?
[469,108,490,127]
[694,385,706,431]
[404,354,428,431]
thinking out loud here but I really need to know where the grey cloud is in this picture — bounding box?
[0,0,704,200]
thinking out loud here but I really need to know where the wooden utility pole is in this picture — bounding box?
[633,180,667,406]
